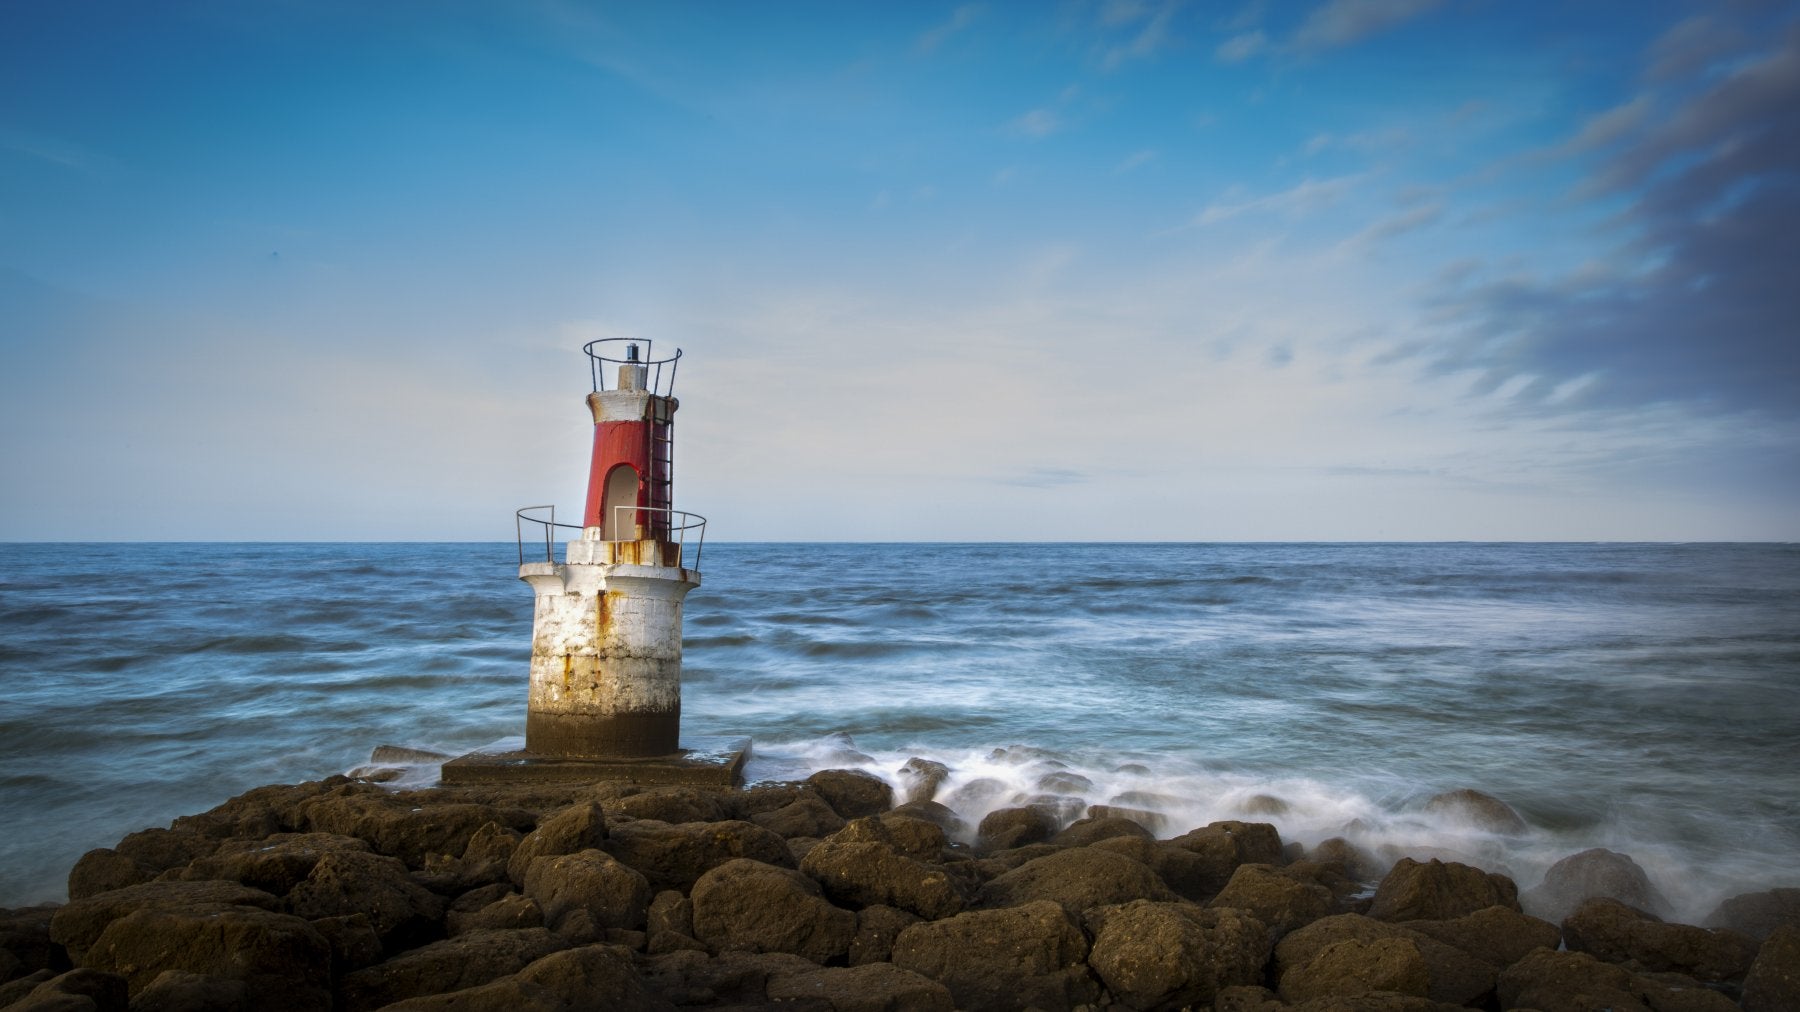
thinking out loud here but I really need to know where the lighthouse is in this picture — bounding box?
[442,340,746,785]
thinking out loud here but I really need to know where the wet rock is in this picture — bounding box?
[1011,792,1087,826]
[336,927,568,1011]
[752,794,848,839]
[66,850,154,901]
[807,769,894,819]
[1421,788,1528,835]
[311,911,384,973]
[601,818,792,892]
[1279,936,1430,1003]
[1634,971,1744,1012]
[299,792,532,869]
[447,892,543,936]
[1703,887,1800,942]
[1084,804,1169,835]
[1214,983,1281,1011]
[49,879,281,964]
[884,801,968,841]
[735,783,808,817]
[521,849,651,936]
[1368,857,1518,922]
[1399,903,1560,966]
[171,779,345,840]
[1521,847,1672,923]
[1050,815,1151,848]
[978,846,1175,913]
[0,970,56,1007]
[1272,913,1497,1009]
[83,904,330,1009]
[1088,834,1223,903]
[0,904,66,979]
[974,806,1057,853]
[379,943,672,1011]
[1563,896,1759,982]
[689,859,855,964]
[1209,863,1334,937]
[942,777,1010,810]
[640,949,822,1006]
[461,820,522,865]
[1243,794,1291,816]
[646,929,708,955]
[287,849,446,951]
[890,900,1097,1012]
[896,758,950,805]
[1168,820,1287,867]
[1743,923,1800,1012]
[765,962,955,1011]
[1495,946,1650,1012]
[826,816,947,862]
[1086,899,1270,1010]
[608,787,735,825]
[647,889,693,939]
[1,967,128,1012]
[505,802,608,885]
[178,832,372,895]
[1310,837,1389,883]
[132,969,247,1011]
[800,839,968,920]
[849,905,920,967]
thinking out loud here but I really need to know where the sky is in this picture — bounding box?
[2,0,1797,541]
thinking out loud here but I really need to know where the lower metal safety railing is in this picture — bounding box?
[515,505,708,571]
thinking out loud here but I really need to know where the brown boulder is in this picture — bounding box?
[0,967,128,1012]
[1279,936,1429,1003]
[505,802,607,885]
[131,969,247,1011]
[606,787,733,824]
[49,879,281,963]
[82,904,329,1009]
[979,846,1175,913]
[602,819,792,892]
[1704,887,1800,942]
[765,962,955,1011]
[521,849,651,937]
[1050,815,1150,848]
[1168,820,1286,866]
[890,900,1097,1012]
[1368,857,1517,922]
[1563,896,1758,982]
[1090,835,1228,902]
[0,903,67,979]
[807,769,894,819]
[1521,847,1672,923]
[1420,789,1527,835]
[1495,946,1650,1012]
[287,849,446,951]
[689,859,855,964]
[1743,923,1800,1012]
[753,794,848,839]
[975,806,1058,853]
[177,832,371,895]
[171,779,346,840]
[336,927,568,1011]
[639,949,823,1006]
[800,840,968,920]
[1310,837,1389,883]
[374,943,673,1012]
[447,892,544,936]
[896,758,950,805]
[647,889,693,939]
[1273,913,1499,1008]
[850,905,921,967]
[299,792,532,868]
[1209,863,1334,937]
[1399,903,1559,965]
[66,850,154,901]
[1086,899,1270,1010]
[311,911,384,973]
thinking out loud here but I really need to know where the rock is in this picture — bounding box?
[299,792,532,868]
[66,850,154,901]
[1034,771,1093,794]
[520,848,651,939]
[1310,837,1388,883]
[131,969,247,1011]
[0,970,56,1007]
[171,779,345,840]
[462,820,522,864]
[850,905,921,967]
[49,879,282,963]
[1272,913,1498,1009]
[807,769,894,819]
[1743,923,1800,1012]
[885,802,968,841]
[736,783,809,817]
[1214,984,1282,1011]
[765,962,955,1011]
[1279,936,1430,1003]
[602,819,792,892]
[975,806,1058,853]
[336,927,568,1011]
[608,788,735,825]
[824,817,946,862]
[506,802,608,885]
[942,777,1010,810]
[447,892,543,936]
[978,846,1175,913]
[1421,789,1527,835]
[896,758,950,805]
[1368,857,1518,922]
[82,904,329,1009]
[178,832,372,894]
[1521,847,1672,923]
[1495,946,1650,1012]
[1563,896,1759,982]
[646,929,708,955]
[287,849,445,951]
[1050,815,1150,848]
[1243,794,1291,816]
[689,859,855,964]
[0,968,127,1011]
[1085,804,1169,835]
[0,904,66,979]
[890,900,1097,1012]
[800,840,968,920]
[1168,821,1286,866]
[374,942,671,1012]
[1209,863,1334,937]
[647,890,693,939]
[640,949,822,1006]
[1704,887,1800,942]
[752,794,848,839]
[1089,834,1227,902]
[311,912,384,973]
[1399,903,1560,966]
[1086,899,1270,1010]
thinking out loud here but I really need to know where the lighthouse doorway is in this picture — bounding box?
[603,464,640,540]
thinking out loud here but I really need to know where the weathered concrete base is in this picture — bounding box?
[439,735,750,787]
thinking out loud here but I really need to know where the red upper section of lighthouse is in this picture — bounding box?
[580,340,681,541]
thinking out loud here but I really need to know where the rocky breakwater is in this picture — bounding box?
[2,768,1798,1011]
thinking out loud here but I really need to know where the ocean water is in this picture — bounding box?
[1,541,1797,923]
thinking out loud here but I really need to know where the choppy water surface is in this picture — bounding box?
[2,542,1797,921]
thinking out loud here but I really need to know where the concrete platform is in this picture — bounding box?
[439,735,750,787]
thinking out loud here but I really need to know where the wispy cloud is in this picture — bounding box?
[1114,149,1157,173]
[1292,0,1441,52]
[1097,0,1184,69]
[1215,30,1267,63]
[1007,107,1064,138]
[917,4,982,54]
[1192,174,1363,226]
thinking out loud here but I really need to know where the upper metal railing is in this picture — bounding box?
[514,504,708,571]
[585,339,681,397]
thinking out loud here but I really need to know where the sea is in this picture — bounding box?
[2,541,1797,924]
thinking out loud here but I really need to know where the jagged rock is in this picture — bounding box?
[1563,896,1759,982]
[66,850,154,901]
[890,900,1097,1012]
[1704,887,1800,942]
[896,758,950,805]
[1086,899,1269,1010]
[1272,912,1498,1008]
[1421,789,1528,835]
[975,806,1058,853]
[647,890,693,939]
[807,769,894,819]
[0,967,128,1012]
[885,801,968,840]
[177,832,371,895]
[82,904,329,1009]
[1214,984,1282,1011]
[752,794,847,839]
[505,802,608,885]
[942,777,1010,810]
[374,942,673,1011]
[646,929,708,955]
[1050,815,1150,848]
[131,969,247,1011]
[0,970,56,1007]
[1279,936,1430,1003]
[1243,794,1291,816]
[1368,857,1518,922]
[765,962,956,1011]
[608,788,735,825]
[1085,804,1169,835]
[1495,946,1650,1012]
[310,912,384,973]
[298,791,532,868]
[736,783,809,817]
[1399,903,1560,966]
[639,949,822,1006]
[689,859,855,964]
[1743,923,1800,1012]
[49,879,281,963]
[462,821,522,864]
[1521,847,1672,923]
[602,819,792,892]
[521,849,651,936]
[171,779,348,840]
[849,905,921,967]
[800,840,968,920]
[1310,837,1389,883]
[447,892,543,936]
[1209,863,1334,937]
[1089,834,1227,902]
[978,846,1175,913]
[287,849,445,951]
[336,927,568,1011]
[824,816,946,862]
[1168,821,1286,866]
[0,904,66,979]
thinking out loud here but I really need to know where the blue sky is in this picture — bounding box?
[3,0,1797,540]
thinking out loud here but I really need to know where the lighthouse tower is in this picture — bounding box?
[443,340,745,785]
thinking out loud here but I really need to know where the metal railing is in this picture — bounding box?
[514,504,708,571]
[585,338,681,397]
